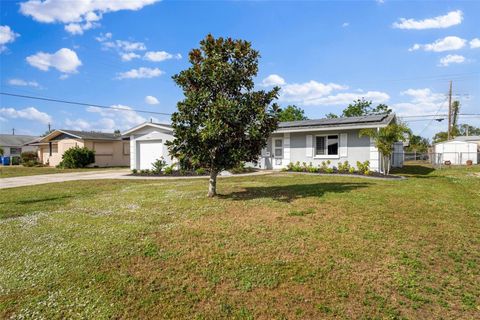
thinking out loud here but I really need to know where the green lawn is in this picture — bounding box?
[0,165,479,319]
[0,166,126,178]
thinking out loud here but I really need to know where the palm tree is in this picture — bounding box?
[359,123,409,175]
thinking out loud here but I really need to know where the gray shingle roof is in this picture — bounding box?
[59,130,122,140]
[0,134,40,147]
[278,113,394,129]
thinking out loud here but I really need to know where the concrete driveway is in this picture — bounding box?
[0,169,273,189]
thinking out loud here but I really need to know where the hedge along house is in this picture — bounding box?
[258,113,403,172]
[29,130,130,167]
[122,122,174,170]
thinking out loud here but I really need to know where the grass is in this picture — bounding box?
[0,164,479,319]
[0,165,126,178]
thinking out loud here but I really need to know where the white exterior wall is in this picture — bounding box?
[128,127,174,170]
[263,129,375,170]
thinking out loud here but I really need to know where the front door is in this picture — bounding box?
[273,138,283,169]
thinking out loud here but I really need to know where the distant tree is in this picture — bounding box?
[166,34,280,197]
[342,99,392,117]
[406,134,430,153]
[458,124,480,136]
[278,105,307,121]
[359,122,409,175]
[326,99,392,118]
[325,113,338,119]
[114,129,121,135]
[433,127,460,144]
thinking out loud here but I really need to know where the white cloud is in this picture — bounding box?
[439,54,465,67]
[393,88,446,116]
[274,78,389,106]
[342,22,349,28]
[470,38,480,49]
[0,25,19,52]
[121,52,141,61]
[409,36,466,52]
[116,67,163,79]
[145,95,159,105]
[280,80,347,102]
[7,78,40,88]
[144,51,181,62]
[65,104,149,132]
[20,0,159,35]
[26,48,82,74]
[393,10,463,30]
[261,74,286,87]
[0,107,52,124]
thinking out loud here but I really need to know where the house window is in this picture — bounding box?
[274,139,283,158]
[315,135,339,156]
[10,147,22,155]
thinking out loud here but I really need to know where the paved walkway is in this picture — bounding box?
[0,169,274,189]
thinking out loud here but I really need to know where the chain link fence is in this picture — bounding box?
[395,152,480,168]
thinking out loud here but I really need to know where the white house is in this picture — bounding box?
[0,134,39,164]
[123,114,403,172]
[434,139,479,165]
[122,122,174,170]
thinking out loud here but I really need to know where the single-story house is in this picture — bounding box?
[0,134,39,164]
[434,139,479,165]
[123,114,403,172]
[27,129,130,167]
[122,122,174,170]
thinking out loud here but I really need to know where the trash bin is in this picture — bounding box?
[2,156,10,165]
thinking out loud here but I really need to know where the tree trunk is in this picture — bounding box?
[208,169,218,197]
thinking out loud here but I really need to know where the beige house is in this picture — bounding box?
[30,130,130,167]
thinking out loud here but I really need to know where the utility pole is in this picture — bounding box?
[447,80,453,140]
[48,123,51,132]
[12,128,15,135]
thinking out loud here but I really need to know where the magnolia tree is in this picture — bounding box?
[359,122,409,175]
[167,34,280,197]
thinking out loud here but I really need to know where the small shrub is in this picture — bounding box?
[59,146,95,168]
[356,160,370,175]
[195,167,206,175]
[349,167,355,174]
[230,162,247,174]
[152,157,167,174]
[291,161,303,172]
[325,167,334,174]
[164,165,174,175]
[132,169,138,174]
[21,151,38,165]
[307,163,317,173]
[301,162,308,172]
[337,161,350,173]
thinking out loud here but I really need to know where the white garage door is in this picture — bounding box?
[138,140,163,170]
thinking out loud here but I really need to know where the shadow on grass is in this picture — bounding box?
[391,165,435,177]
[14,195,74,205]
[219,182,370,203]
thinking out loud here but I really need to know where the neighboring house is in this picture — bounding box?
[259,113,401,171]
[434,139,479,165]
[124,114,403,172]
[122,122,174,170]
[0,134,39,164]
[27,130,130,167]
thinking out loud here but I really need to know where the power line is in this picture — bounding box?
[0,92,173,116]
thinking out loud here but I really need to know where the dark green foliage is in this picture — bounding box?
[166,34,280,196]
[58,146,95,168]
[458,123,480,136]
[406,135,430,153]
[327,98,392,118]
[278,105,307,122]
[20,151,38,167]
[325,113,338,119]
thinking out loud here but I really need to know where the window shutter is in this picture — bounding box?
[306,135,313,157]
[340,133,348,157]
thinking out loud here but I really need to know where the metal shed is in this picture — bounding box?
[434,140,479,165]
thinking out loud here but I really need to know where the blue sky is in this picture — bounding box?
[1,0,479,139]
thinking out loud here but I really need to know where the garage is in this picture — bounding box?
[138,140,163,170]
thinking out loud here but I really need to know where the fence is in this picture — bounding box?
[398,152,480,167]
